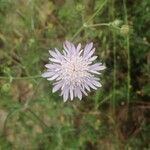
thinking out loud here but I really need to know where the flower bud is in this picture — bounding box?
[120,24,130,35]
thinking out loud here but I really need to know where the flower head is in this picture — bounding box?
[42,41,106,102]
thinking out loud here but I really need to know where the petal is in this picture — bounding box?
[47,74,59,80]
[55,48,64,60]
[83,82,91,91]
[42,72,54,78]
[52,82,63,93]
[92,80,102,87]
[70,87,74,100]
[64,41,76,55]
[90,64,106,71]
[89,70,101,74]
[62,87,69,102]
[78,49,83,56]
[83,42,93,56]
[76,88,82,100]
[84,48,95,59]
[45,64,54,69]
[76,43,81,53]
[80,87,88,96]
[89,56,98,61]
[49,58,61,63]
[49,50,59,59]
[89,63,103,70]
[74,88,77,97]
[93,77,100,81]
[86,80,97,90]
[63,50,67,56]
[45,64,61,69]
[98,65,106,70]
[64,41,71,50]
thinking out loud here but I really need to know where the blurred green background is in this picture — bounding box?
[0,0,149,149]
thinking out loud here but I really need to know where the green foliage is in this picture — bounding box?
[0,0,149,149]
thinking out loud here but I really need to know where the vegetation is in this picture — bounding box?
[0,0,149,149]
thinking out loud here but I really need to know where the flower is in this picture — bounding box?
[42,41,106,102]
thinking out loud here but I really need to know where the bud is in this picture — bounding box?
[111,19,122,27]
[1,83,11,92]
[76,4,84,12]
[83,23,88,28]
[95,119,101,130]
[120,24,130,36]
[48,23,53,30]
[28,38,35,47]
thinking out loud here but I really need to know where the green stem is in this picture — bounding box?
[111,0,116,112]
[2,109,21,136]
[0,75,41,80]
[123,0,130,104]
[27,108,48,129]
[71,0,108,41]
[85,23,110,28]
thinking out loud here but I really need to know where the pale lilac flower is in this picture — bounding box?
[42,41,106,102]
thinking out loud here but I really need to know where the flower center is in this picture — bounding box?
[61,56,88,85]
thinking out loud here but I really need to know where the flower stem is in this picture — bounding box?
[123,0,130,104]
[71,0,108,41]
[84,23,110,28]
[0,75,41,80]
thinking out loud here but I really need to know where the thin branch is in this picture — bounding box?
[71,0,108,41]
[0,75,42,80]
